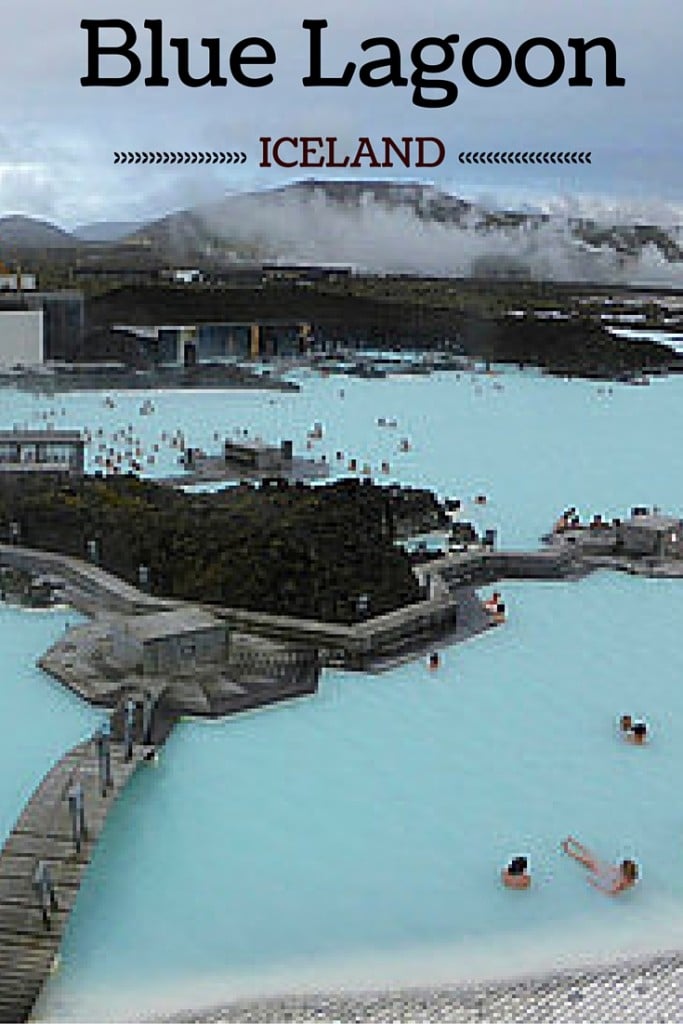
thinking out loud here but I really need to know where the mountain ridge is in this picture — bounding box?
[0,182,681,284]
[0,214,75,248]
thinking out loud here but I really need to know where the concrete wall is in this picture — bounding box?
[0,311,43,368]
[141,626,227,674]
[620,523,683,558]
[0,543,171,616]
[112,624,227,674]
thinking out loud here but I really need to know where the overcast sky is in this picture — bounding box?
[1,0,681,226]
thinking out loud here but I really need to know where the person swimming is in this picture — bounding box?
[628,722,648,745]
[561,836,638,894]
[619,716,648,744]
[501,855,531,890]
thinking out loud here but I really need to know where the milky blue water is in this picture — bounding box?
[7,369,683,549]
[4,370,683,1018]
[0,605,103,844]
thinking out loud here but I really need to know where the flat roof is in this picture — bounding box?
[114,321,307,335]
[124,607,224,643]
[225,438,284,452]
[0,430,84,444]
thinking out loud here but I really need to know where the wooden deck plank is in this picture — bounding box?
[3,835,93,860]
[0,860,84,886]
[0,950,55,972]
[0,876,35,897]
[0,708,177,1022]
[0,907,68,935]
[0,935,55,958]
[0,971,53,990]
[0,999,35,1023]
[0,1001,37,1021]
[0,969,50,990]
[0,901,72,925]
[0,968,53,987]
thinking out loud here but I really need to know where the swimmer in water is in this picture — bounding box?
[501,856,531,890]
[627,722,648,745]
[562,836,638,894]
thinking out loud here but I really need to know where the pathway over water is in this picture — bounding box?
[0,698,176,1022]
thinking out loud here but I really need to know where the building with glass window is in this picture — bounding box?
[0,430,85,475]
[114,320,312,365]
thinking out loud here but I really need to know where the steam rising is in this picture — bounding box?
[181,182,683,285]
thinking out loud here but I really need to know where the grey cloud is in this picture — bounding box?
[0,0,678,222]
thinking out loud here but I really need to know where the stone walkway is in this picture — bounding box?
[162,952,683,1023]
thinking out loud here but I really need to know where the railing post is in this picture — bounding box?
[124,698,136,761]
[33,860,58,929]
[67,781,86,854]
[96,725,112,796]
[142,690,154,745]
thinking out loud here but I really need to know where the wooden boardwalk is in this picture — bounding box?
[0,698,177,1022]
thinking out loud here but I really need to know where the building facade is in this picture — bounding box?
[0,291,84,361]
[112,608,228,675]
[0,272,37,291]
[0,310,43,369]
[115,320,313,365]
[224,438,293,471]
[0,430,85,474]
[618,513,683,559]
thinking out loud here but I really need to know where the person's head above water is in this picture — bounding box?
[631,722,647,743]
[620,859,638,882]
[502,855,531,889]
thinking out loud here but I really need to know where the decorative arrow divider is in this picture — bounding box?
[458,152,591,164]
[113,152,247,164]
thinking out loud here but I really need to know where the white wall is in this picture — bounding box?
[0,274,37,291]
[0,310,43,369]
